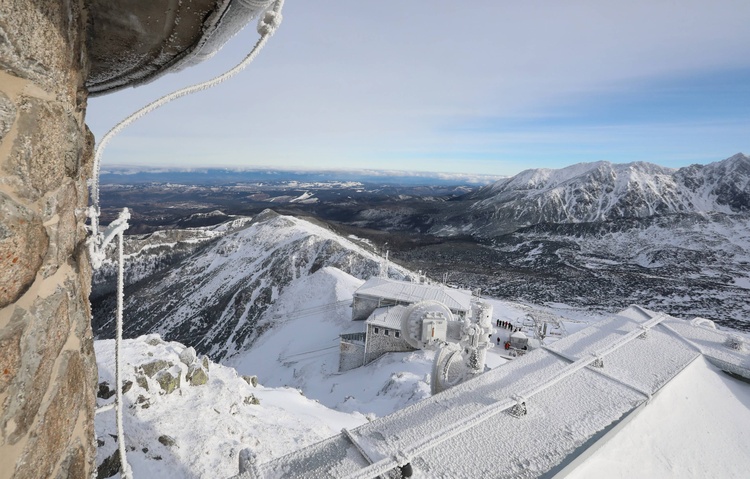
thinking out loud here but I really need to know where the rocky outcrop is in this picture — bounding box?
[0,1,97,478]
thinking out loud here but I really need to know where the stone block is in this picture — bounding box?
[141,360,171,378]
[136,395,150,409]
[187,364,208,386]
[6,96,82,201]
[135,374,149,391]
[41,180,80,278]
[0,90,15,141]
[0,1,87,102]
[179,346,197,366]
[156,369,180,394]
[97,381,115,400]
[12,352,85,479]
[145,335,163,346]
[2,289,70,445]
[0,192,49,308]
[55,441,87,479]
[158,435,176,447]
[0,316,24,395]
[96,449,121,479]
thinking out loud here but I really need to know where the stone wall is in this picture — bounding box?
[339,339,365,372]
[0,1,96,478]
[364,324,414,365]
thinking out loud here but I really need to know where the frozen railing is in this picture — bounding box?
[340,332,367,344]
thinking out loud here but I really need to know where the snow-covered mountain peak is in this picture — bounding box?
[485,160,675,194]
[723,152,749,165]
[93,211,413,362]
[439,154,750,237]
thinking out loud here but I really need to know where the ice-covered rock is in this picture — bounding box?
[94,336,367,479]
[241,375,258,387]
[187,364,208,386]
[179,346,197,366]
[156,367,181,394]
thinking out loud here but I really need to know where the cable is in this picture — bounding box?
[88,0,285,238]
[86,3,286,477]
[281,345,340,361]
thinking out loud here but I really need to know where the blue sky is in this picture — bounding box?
[86,1,750,176]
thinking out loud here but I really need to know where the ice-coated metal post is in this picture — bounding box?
[116,229,132,479]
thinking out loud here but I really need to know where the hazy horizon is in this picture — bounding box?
[87,1,750,176]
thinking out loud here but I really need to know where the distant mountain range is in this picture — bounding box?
[99,166,504,186]
[434,153,749,237]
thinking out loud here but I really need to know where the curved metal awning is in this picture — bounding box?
[85,0,274,96]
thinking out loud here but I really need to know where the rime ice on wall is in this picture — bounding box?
[0,1,97,477]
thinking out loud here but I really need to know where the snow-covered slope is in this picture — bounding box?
[94,336,367,479]
[226,267,435,416]
[437,153,750,237]
[93,210,413,361]
[91,221,244,298]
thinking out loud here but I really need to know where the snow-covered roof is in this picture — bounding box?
[354,277,472,312]
[565,356,750,478]
[365,306,407,330]
[234,306,750,479]
[510,330,527,339]
[661,317,750,381]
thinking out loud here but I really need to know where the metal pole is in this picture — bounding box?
[116,230,132,478]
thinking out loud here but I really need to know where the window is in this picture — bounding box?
[395,331,400,338]
[374,327,379,334]
[384,329,390,336]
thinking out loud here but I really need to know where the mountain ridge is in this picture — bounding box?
[434,153,749,237]
[92,210,413,361]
